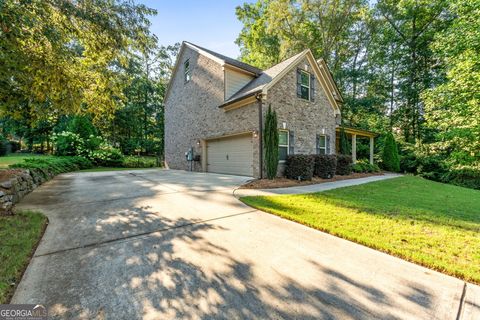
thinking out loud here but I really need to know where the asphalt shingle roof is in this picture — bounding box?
[184,42,308,108]
[221,50,307,106]
[185,41,262,75]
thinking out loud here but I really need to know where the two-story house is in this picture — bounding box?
[164,41,345,178]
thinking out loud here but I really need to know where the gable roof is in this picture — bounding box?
[220,49,341,115]
[164,41,342,115]
[222,51,307,106]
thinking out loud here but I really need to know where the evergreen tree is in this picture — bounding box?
[339,126,350,155]
[263,105,279,179]
[382,132,400,172]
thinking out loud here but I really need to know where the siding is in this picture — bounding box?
[225,69,253,100]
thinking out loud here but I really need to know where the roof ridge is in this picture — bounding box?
[183,41,262,75]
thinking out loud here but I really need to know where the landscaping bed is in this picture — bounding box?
[241,176,480,284]
[241,172,384,189]
[0,211,47,303]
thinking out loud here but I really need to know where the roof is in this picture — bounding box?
[336,126,377,137]
[221,51,307,107]
[164,41,343,115]
[184,41,262,75]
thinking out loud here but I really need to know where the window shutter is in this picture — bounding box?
[310,74,315,102]
[296,69,302,98]
[326,135,331,154]
[316,134,320,155]
[289,131,295,155]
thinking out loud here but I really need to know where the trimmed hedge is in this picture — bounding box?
[10,156,93,181]
[314,155,337,179]
[285,155,315,180]
[336,154,353,175]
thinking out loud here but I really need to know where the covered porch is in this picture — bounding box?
[335,126,377,164]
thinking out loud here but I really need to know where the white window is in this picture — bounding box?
[300,70,310,100]
[279,130,289,161]
[317,135,326,155]
[184,59,191,83]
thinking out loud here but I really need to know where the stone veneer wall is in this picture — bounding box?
[0,169,53,215]
[266,57,338,176]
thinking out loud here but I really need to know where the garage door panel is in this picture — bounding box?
[207,134,253,176]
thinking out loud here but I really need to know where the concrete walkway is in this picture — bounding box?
[235,173,402,197]
[12,169,479,319]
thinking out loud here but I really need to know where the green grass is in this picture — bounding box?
[0,154,53,168]
[0,211,47,303]
[241,176,480,283]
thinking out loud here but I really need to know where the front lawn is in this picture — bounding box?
[0,154,53,168]
[0,211,47,303]
[241,176,480,283]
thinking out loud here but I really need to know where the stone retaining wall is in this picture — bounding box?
[0,169,53,215]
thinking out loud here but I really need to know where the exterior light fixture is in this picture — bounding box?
[196,140,201,146]
[253,130,258,138]
[282,122,287,129]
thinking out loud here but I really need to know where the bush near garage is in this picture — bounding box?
[336,155,353,175]
[285,155,315,181]
[313,155,337,179]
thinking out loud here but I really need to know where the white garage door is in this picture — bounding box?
[207,134,253,176]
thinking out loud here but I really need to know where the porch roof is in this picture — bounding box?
[335,126,377,138]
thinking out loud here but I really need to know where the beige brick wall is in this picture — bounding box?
[164,47,261,176]
[165,47,337,178]
[265,57,337,155]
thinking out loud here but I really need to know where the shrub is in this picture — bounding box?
[121,138,140,155]
[338,126,350,155]
[441,166,480,190]
[416,155,447,181]
[285,155,314,180]
[9,141,21,153]
[53,131,84,156]
[0,136,7,156]
[10,156,93,182]
[264,105,279,179]
[351,160,381,173]
[314,155,337,179]
[381,132,400,172]
[336,154,353,175]
[91,143,124,167]
[122,156,159,168]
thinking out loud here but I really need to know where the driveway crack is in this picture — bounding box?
[34,209,258,258]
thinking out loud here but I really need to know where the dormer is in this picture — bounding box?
[223,66,255,100]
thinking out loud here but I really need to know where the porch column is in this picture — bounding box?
[351,134,357,163]
[369,136,374,164]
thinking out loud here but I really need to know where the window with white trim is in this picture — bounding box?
[184,59,191,83]
[279,130,289,161]
[317,135,326,155]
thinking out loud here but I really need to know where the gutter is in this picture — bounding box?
[218,90,261,109]
[256,93,263,179]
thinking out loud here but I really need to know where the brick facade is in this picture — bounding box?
[165,46,338,178]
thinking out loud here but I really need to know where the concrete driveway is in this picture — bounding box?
[12,169,477,319]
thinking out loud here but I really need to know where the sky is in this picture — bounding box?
[138,0,249,59]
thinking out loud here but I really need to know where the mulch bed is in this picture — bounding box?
[240,172,384,189]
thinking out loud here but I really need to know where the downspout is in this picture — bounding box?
[256,93,263,179]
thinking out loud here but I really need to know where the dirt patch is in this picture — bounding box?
[241,172,384,189]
